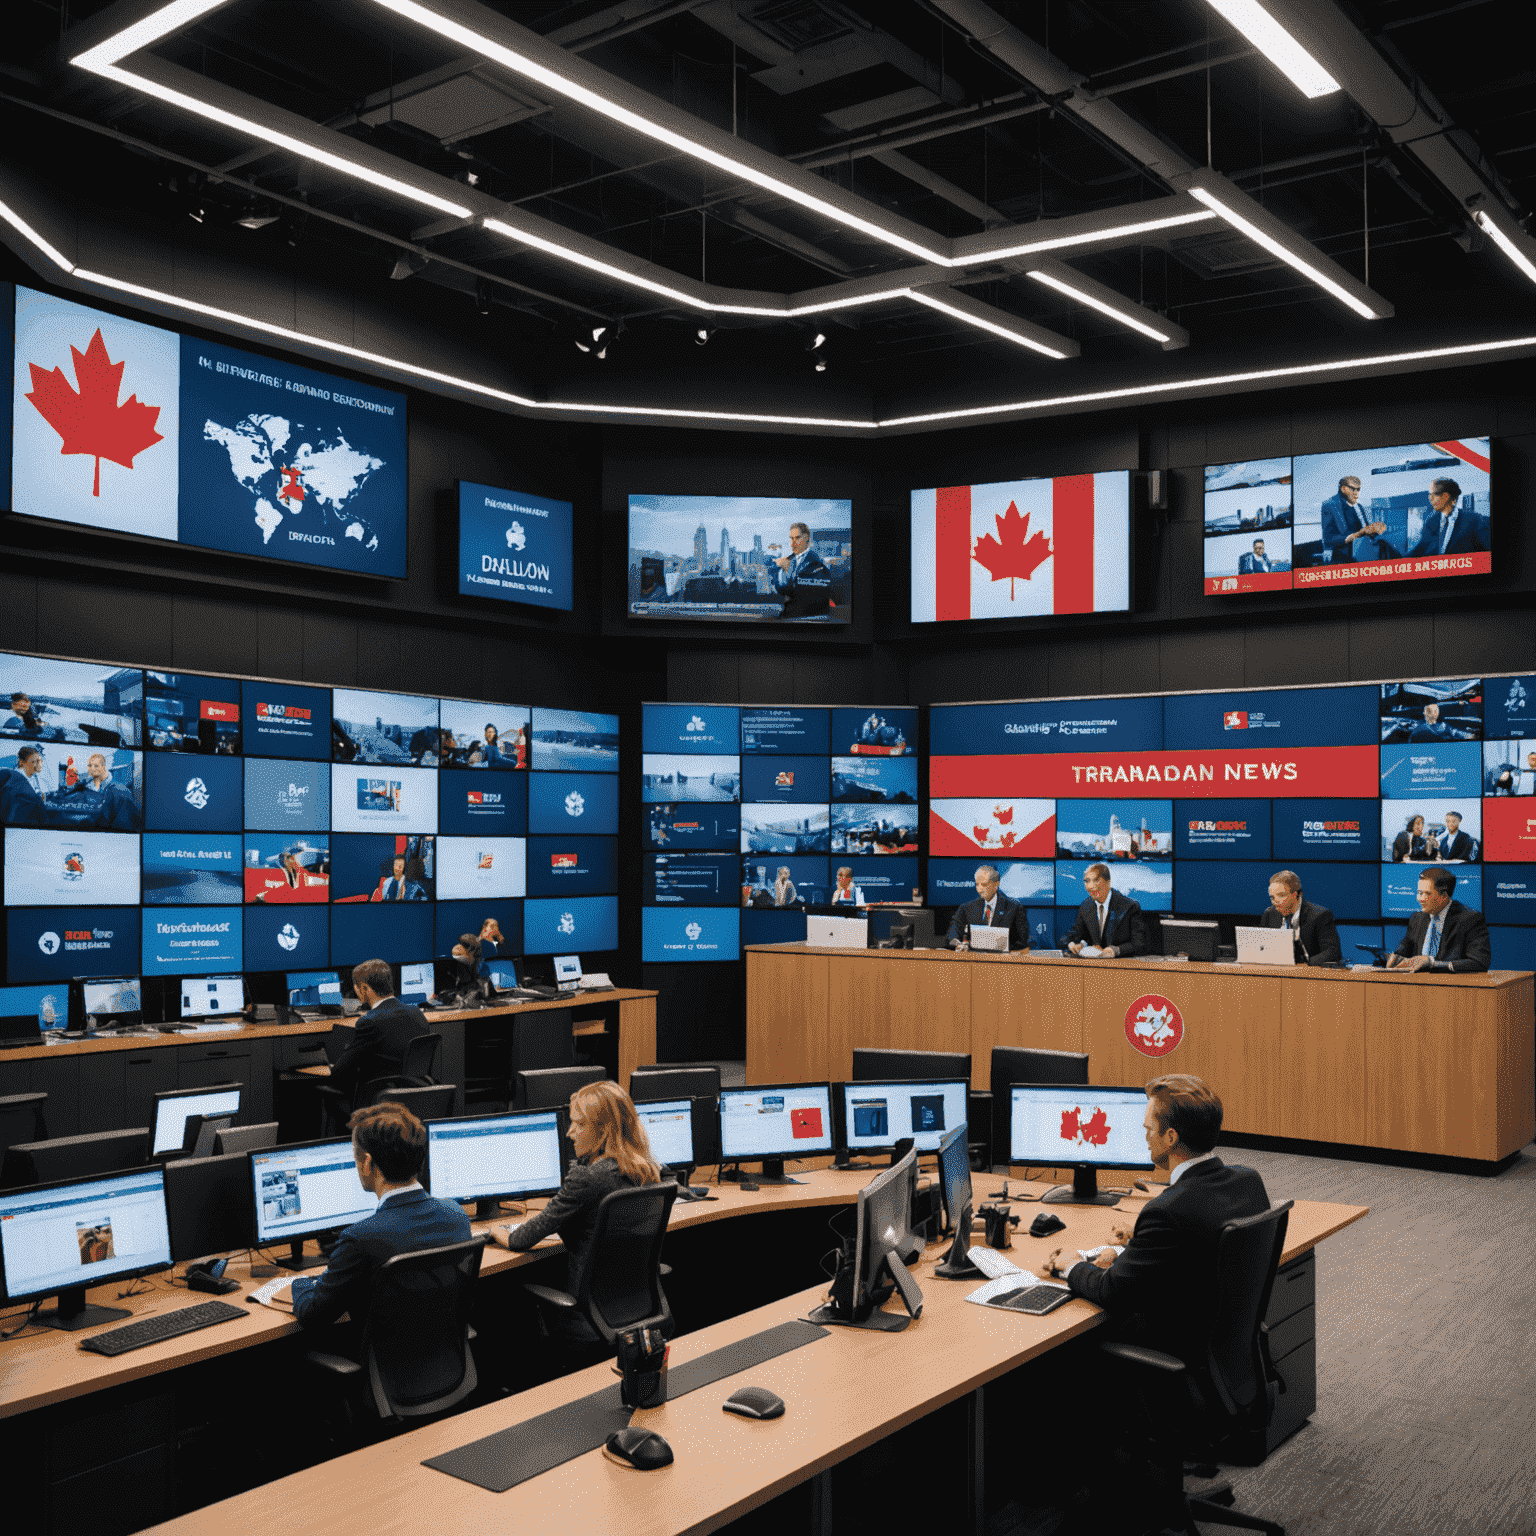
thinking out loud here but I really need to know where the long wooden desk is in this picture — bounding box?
[125,1176,1363,1536]
[745,944,1535,1164]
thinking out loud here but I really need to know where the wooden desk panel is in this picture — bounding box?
[824,953,970,1084]
[969,962,1085,1087]
[745,949,829,1082]
[1279,977,1366,1145]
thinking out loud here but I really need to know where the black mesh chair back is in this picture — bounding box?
[511,1009,575,1079]
[577,1182,678,1344]
[359,1235,487,1420]
[515,1064,607,1112]
[374,1084,457,1119]
[0,1092,48,1165]
[990,1047,1089,1168]
[629,1068,722,1163]
[631,1063,723,1095]
[852,1048,971,1083]
[1205,1202,1292,1428]
[401,1033,441,1081]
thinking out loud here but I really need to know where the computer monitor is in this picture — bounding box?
[425,1109,565,1219]
[485,960,520,992]
[179,974,245,1019]
[516,1065,606,1112]
[81,976,142,1028]
[633,1096,695,1173]
[933,1124,980,1279]
[397,961,434,1007]
[286,970,343,1011]
[251,1139,379,1271]
[0,1129,151,1190]
[164,1151,254,1262]
[553,954,582,990]
[839,1078,969,1162]
[718,1082,834,1185]
[0,982,65,1033]
[0,1166,172,1331]
[809,1147,923,1330]
[1010,1083,1156,1206]
[152,1083,242,1157]
[1161,918,1219,962]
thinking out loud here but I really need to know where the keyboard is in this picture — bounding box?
[984,1283,1073,1316]
[80,1299,251,1356]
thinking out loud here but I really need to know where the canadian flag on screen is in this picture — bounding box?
[910,473,1130,622]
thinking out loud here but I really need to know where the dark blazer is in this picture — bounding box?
[776,548,834,619]
[1258,899,1340,963]
[70,779,140,831]
[1066,1157,1271,1371]
[1391,831,1431,862]
[1064,890,1147,956]
[1,767,48,826]
[1437,828,1479,863]
[329,995,431,1102]
[1237,553,1271,574]
[1392,899,1491,973]
[946,892,1031,950]
[292,1185,472,1330]
[501,1155,641,1295]
[1409,509,1490,559]
[1320,492,1396,561]
[1486,763,1520,796]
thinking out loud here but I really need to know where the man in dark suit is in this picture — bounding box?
[291,1101,472,1329]
[1408,478,1490,559]
[329,958,432,1104]
[1236,539,1271,575]
[1065,863,1147,958]
[773,521,834,619]
[1388,868,1490,973]
[1037,1074,1270,1375]
[1258,869,1340,963]
[2,745,50,826]
[946,864,1030,950]
[1437,810,1478,863]
[1408,702,1459,743]
[1320,474,1393,562]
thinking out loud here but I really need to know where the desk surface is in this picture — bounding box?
[0,1168,1365,1424]
[132,1175,1364,1536]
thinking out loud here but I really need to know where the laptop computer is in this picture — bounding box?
[0,1014,42,1051]
[1234,926,1296,966]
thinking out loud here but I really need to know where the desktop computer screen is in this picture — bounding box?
[633,1097,695,1170]
[1010,1083,1155,1205]
[82,977,142,1024]
[485,960,519,991]
[251,1140,378,1250]
[719,1084,834,1163]
[286,970,342,1009]
[425,1110,564,1205]
[840,1079,969,1155]
[553,954,582,987]
[152,1084,241,1156]
[180,975,246,1018]
[0,982,64,1032]
[398,962,434,1006]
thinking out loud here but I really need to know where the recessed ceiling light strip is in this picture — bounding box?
[1473,208,1536,287]
[1200,0,1339,99]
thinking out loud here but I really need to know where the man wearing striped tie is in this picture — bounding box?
[1388,867,1490,973]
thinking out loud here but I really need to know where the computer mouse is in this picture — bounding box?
[1029,1212,1066,1238]
[722,1385,785,1420]
[604,1427,674,1470]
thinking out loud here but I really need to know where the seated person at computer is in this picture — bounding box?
[490,1081,662,1333]
[1388,868,1490,974]
[829,866,863,905]
[1036,1074,1270,1373]
[1258,869,1340,963]
[1391,813,1436,863]
[1064,863,1146,958]
[946,865,1030,950]
[329,959,432,1104]
[290,1101,472,1329]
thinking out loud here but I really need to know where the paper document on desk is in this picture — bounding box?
[966,1246,1024,1280]
[965,1275,1069,1307]
[1077,945,1105,958]
[248,1275,299,1310]
[176,1021,244,1034]
[1077,1245,1125,1264]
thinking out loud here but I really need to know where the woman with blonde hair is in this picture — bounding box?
[773,865,797,906]
[490,1080,662,1295]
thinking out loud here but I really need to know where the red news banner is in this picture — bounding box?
[1293,551,1491,589]
[931,745,1379,799]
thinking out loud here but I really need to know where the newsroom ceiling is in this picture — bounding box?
[2,0,1535,427]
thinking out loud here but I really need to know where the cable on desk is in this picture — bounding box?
[0,1302,43,1341]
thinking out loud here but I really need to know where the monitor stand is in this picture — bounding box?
[473,1198,504,1220]
[36,1286,131,1333]
[1042,1166,1122,1208]
[934,1201,982,1279]
[752,1156,802,1186]
[275,1238,328,1271]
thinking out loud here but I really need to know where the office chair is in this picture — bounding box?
[373,1084,456,1120]
[524,1182,677,1353]
[307,1235,488,1429]
[851,1047,971,1084]
[515,1064,607,1112]
[990,1046,1089,1173]
[464,1010,575,1111]
[213,1121,279,1156]
[0,1092,48,1165]
[320,1034,442,1134]
[1099,1202,1294,1536]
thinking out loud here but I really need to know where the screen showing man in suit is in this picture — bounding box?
[1064,862,1147,957]
[1387,867,1491,973]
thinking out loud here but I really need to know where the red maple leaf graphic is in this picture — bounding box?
[26,328,164,497]
[994,806,1014,825]
[972,825,991,844]
[972,501,1052,599]
[997,829,1017,849]
[278,466,307,504]
[1060,1107,1080,1143]
[1079,1108,1111,1147]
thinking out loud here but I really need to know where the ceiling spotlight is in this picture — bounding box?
[475,278,492,315]
[390,250,428,280]
[576,324,609,356]
[695,327,713,346]
[807,331,827,350]
[236,206,279,230]
[814,355,828,373]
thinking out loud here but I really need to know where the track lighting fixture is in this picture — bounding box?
[475,278,492,315]
[695,327,713,346]
[390,251,428,280]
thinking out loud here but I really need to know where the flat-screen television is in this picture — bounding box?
[457,481,573,611]
[627,494,852,624]
[910,470,1132,622]
[1205,438,1491,595]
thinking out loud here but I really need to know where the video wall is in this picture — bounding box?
[1204,437,1491,595]
[641,703,918,962]
[929,674,1536,969]
[0,649,620,1005]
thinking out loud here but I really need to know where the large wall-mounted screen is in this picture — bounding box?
[1205,438,1490,595]
[10,287,408,578]
[910,471,1131,623]
[457,480,574,611]
[627,495,853,624]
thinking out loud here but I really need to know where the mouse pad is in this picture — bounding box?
[425,1319,829,1492]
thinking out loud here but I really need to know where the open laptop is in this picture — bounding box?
[1234,926,1296,966]
[806,914,868,948]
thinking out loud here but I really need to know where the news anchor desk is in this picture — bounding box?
[0,1170,1364,1536]
[745,944,1535,1165]
[0,990,658,1137]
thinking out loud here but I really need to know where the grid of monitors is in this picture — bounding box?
[642,703,918,962]
[1,650,620,1000]
[1203,437,1491,596]
[929,676,1536,968]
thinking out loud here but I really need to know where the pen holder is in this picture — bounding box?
[618,1325,669,1409]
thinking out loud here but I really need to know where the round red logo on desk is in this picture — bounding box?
[1125,994,1184,1057]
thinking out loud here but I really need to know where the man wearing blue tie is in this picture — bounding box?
[1408,478,1490,560]
[772,521,834,620]
[1388,868,1490,973]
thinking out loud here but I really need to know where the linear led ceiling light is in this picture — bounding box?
[1184,169,1392,321]
[1472,205,1536,287]
[1201,0,1339,98]
[1024,258,1189,349]
[908,288,1078,359]
[952,208,1216,265]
